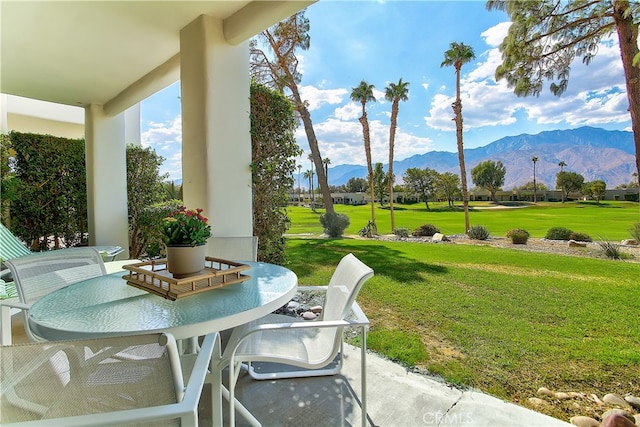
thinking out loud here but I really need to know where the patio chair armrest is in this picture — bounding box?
[0,300,29,310]
[180,332,217,406]
[298,285,329,292]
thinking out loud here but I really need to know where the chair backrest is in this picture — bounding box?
[6,247,107,306]
[0,333,181,425]
[320,253,374,321]
[208,236,258,262]
[0,223,31,262]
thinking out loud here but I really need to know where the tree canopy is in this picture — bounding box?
[487,0,640,187]
[471,160,507,202]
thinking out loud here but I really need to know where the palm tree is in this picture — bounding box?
[323,157,331,183]
[441,42,475,234]
[558,161,567,172]
[531,156,538,203]
[384,78,410,232]
[308,154,315,208]
[297,164,302,204]
[351,80,377,226]
[303,169,313,206]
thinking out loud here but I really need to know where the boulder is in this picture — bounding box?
[624,394,640,410]
[301,311,317,320]
[569,240,587,248]
[432,233,449,243]
[603,393,631,408]
[569,416,599,427]
[601,411,636,427]
[537,387,554,397]
[620,239,638,246]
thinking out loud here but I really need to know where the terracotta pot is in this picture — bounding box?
[166,244,206,278]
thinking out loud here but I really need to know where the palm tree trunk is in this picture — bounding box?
[453,66,470,233]
[388,101,398,231]
[360,114,376,225]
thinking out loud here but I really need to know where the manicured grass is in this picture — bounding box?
[285,238,640,421]
[287,201,640,240]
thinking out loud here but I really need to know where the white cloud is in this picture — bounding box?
[298,112,434,167]
[141,115,182,180]
[299,85,348,111]
[424,35,630,133]
[481,22,512,47]
[421,83,429,91]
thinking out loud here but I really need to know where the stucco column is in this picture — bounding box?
[85,104,129,258]
[180,15,253,245]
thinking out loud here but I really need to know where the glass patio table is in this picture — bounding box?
[28,261,298,427]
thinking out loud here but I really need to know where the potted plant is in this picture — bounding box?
[162,206,212,278]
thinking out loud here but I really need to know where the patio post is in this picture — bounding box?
[84,104,130,258]
[180,15,253,247]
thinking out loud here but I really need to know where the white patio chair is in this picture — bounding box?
[0,332,216,426]
[222,253,374,427]
[1,248,107,344]
[208,236,258,261]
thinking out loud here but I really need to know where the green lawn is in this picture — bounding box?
[287,201,640,240]
[283,203,640,421]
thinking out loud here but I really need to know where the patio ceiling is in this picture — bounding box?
[1,1,314,115]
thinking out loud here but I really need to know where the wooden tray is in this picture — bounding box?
[122,257,250,300]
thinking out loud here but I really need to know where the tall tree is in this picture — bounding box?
[441,42,476,233]
[437,172,462,209]
[471,160,507,202]
[531,156,539,203]
[556,170,585,202]
[372,162,389,206]
[323,157,331,183]
[487,0,640,189]
[351,80,377,226]
[558,161,567,172]
[249,11,334,213]
[403,167,438,210]
[384,78,410,231]
[307,153,315,207]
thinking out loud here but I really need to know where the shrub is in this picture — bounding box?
[630,223,640,243]
[545,227,574,240]
[467,225,490,240]
[597,239,629,260]
[393,227,410,238]
[319,212,350,238]
[412,223,440,237]
[569,232,592,242]
[358,221,377,238]
[506,228,530,244]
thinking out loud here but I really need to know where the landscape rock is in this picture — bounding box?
[603,393,631,408]
[620,239,638,246]
[527,397,548,406]
[555,392,571,400]
[590,394,604,405]
[601,411,637,427]
[432,233,449,243]
[310,305,323,314]
[624,394,640,410]
[569,416,599,427]
[569,240,587,248]
[301,311,317,320]
[537,387,554,397]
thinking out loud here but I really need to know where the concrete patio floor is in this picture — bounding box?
[9,315,570,426]
[209,343,571,427]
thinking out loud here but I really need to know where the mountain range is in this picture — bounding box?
[326,126,637,190]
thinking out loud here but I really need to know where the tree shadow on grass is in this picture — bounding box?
[287,239,447,283]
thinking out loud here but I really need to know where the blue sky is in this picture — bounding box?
[141,0,632,182]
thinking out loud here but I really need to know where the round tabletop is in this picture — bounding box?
[29,262,298,340]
